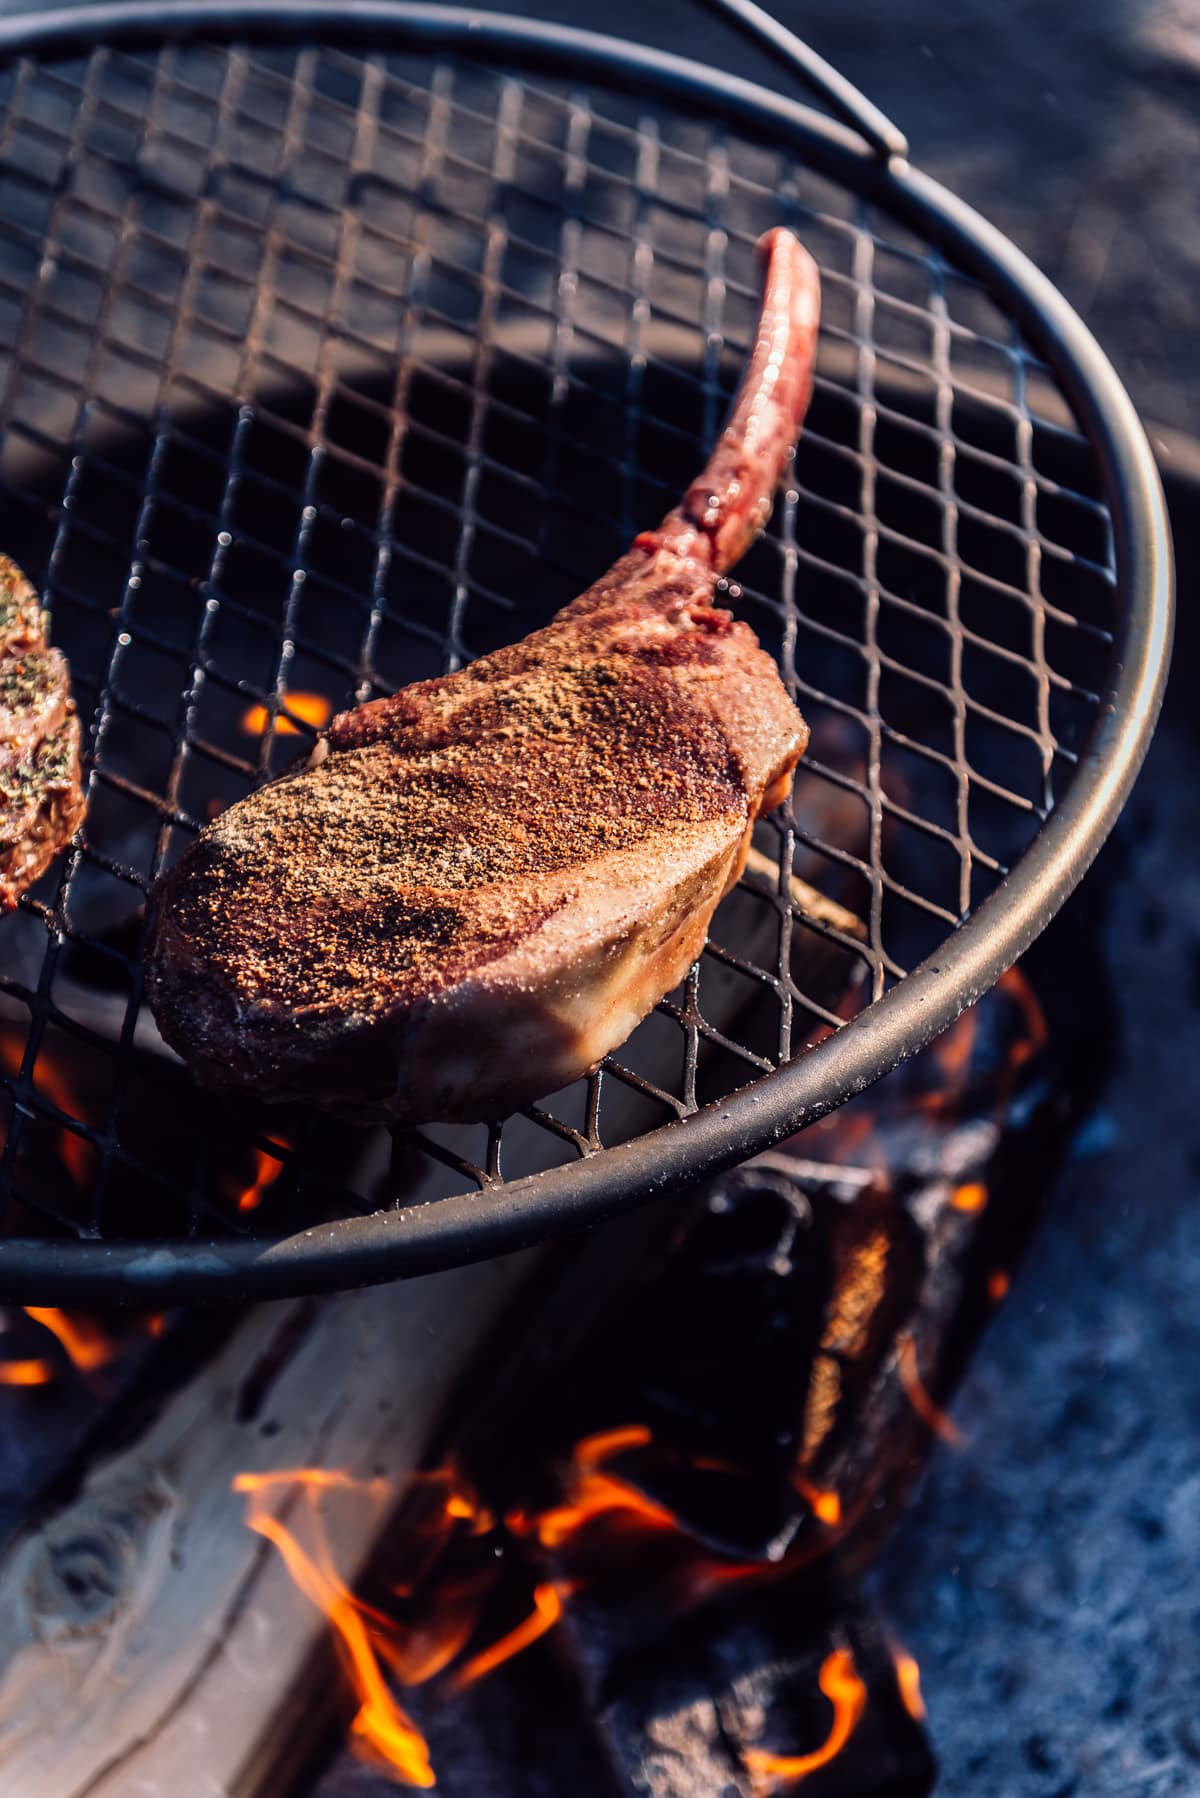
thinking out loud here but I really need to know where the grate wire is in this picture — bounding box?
[0,28,1126,1260]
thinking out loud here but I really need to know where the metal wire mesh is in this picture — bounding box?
[0,31,1116,1250]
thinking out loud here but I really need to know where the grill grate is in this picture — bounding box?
[0,23,1133,1278]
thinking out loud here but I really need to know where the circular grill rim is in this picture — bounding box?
[0,0,1174,1301]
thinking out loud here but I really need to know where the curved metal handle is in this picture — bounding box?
[696,0,908,161]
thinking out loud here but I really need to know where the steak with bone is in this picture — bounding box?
[0,558,84,910]
[144,229,821,1122]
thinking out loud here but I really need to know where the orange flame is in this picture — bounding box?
[998,966,1048,1064]
[0,1034,92,1187]
[233,1469,435,1788]
[451,1581,569,1691]
[913,964,1045,1125]
[376,1573,490,1687]
[893,1647,925,1721]
[574,1424,652,1465]
[743,1647,868,1788]
[794,1478,842,1526]
[24,1306,116,1373]
[237,1467,392,1497]
[514,1475,680,1550]
[509,1425,678,1550]
[242,693,333,737]
[934,1006,978,1082]
[232,1136,290,1212]
[897,1334,964,1447]
[0,1357,55,1385]
[236,1426,888,1787]
[987,1269,1011,1303]
[951,1181,988,1214]
[914,1005,980,1117]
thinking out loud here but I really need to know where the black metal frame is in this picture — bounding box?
[0,0,1173,1300]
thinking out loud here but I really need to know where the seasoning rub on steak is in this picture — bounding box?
[145,228,821,1123]
[0,558,84,910]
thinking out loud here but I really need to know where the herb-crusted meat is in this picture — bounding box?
[144,230,821,1122]
[0,559,84,910]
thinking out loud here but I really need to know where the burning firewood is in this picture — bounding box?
[300,963,1072,1797]
[0,1257,538,1798]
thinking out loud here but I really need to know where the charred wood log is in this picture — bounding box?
[312,962,1084,1797]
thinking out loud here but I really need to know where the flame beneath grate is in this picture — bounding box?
[0,1028,95,1191]
[23,1306,116,1372]
[0,1358,53,1386]
[233,1468,442,1788]
[742,1648,868,1789]
[0,1304,165,1386]
[952,1180,988,1214]
[893,1646,926,1721]
[241,693,334,738]
[794,1477,842,1526]
[229,1138,292,1213]
[507,1425,681,1552]
[897,1332,966,1448]
[233,1422,906,1786]
[448,1581,570,1693]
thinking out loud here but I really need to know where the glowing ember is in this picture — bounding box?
[232,1137,290,1213]
[987,1269,1011,1303]
[897,1334,964,1447]
[451,1581,569,1691]
[0,1358,54,1386]
[24,1306,116,1372]
[233,1469,435,1788]
[794,1477,842,1526]
[242,693,333,737]
[951,1181,988,1214]
[893,1647,925,1720]
[743,1647,868,1788]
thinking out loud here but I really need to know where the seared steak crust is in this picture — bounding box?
[0,559,84,910]
[145,230,821,1121]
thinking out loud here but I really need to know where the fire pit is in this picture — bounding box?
[0,0,1173,1300]
[0,9,1177,1791]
